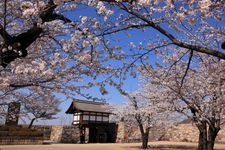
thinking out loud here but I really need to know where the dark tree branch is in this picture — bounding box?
[0,25,12,43]
[2,0,15,46]
[118,5,225,60]
[101,24,149,36]
[0,0,81,67]
[13,26,43,51]
[39,0,74,24]
[164,50,189,79]
[180,50,193,89]
[222,41,225,49]
[9,78,54,88]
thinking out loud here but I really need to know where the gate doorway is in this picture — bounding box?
[89,126,107,143]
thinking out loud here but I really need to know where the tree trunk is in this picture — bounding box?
[28,118,36,129]
[207,126,220,150]
[141,132,149,149]
[138,122,150,149]
[197,122,208,150]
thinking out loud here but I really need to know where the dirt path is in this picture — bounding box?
[1,142,225,150]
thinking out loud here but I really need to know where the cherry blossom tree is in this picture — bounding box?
[99,2,224,149]
[140,54,225,150]
[0,86,60,127]
[0,0,124,121]
[116,91,172,149]
[0,0,121,91]
[99,0,225,60]
[1,0,224,89]
[19,89,60,128]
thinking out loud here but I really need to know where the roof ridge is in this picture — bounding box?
[66,99,111,114]
[73,99,106,105]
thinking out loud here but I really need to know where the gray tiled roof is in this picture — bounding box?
[65,99,112,114]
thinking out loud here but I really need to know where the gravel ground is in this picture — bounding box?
[1,142,225,150]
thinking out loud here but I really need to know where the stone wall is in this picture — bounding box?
[60,126,80,143]
[32,125,52,140]
[4,122,225,145]
[116,122,141,143]
[50,126,63,143]
[116,122,125,143]
[0,125,44,145]
[45,123,225,144]
[33,125,80,143]
[116,122,225,144]
[159,123,225,143]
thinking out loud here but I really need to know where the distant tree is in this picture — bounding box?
[0,87,60,128]
[22,95,60,128]
[116,91,171,149]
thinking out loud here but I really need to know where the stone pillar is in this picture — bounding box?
[50,126,63,143]
[5,102,20,126]
[116,122,125,143]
